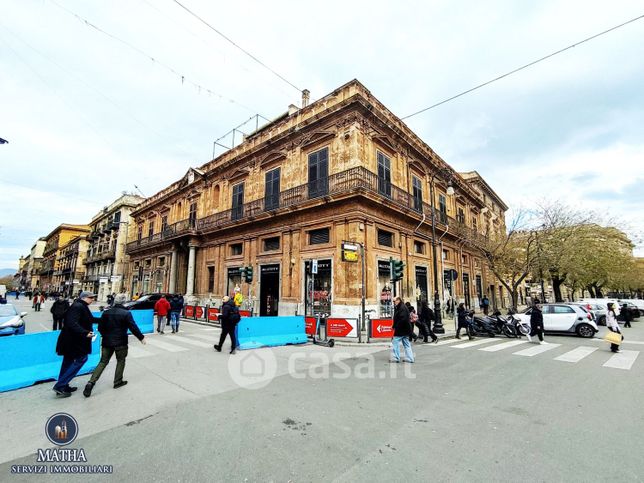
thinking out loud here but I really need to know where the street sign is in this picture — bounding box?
[342,242,359,262]
[305,317,317,336]
[312,259,318,274]
[326,318,357,337]
[370,319,394,338]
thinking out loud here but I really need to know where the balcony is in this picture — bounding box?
[126,166,478,254]
[83,273,111,283]
[85,247,116,264]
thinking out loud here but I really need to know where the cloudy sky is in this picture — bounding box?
[1,0,643,269]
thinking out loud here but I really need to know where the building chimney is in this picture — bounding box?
[301,89,310,108]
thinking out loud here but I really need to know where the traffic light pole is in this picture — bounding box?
[430,180,445,334]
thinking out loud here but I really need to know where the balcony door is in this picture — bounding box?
[232,183,244,221]
[377,151,391,198]
[308,148,328,198]
[264,168,280,210]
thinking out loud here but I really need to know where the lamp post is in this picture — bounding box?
[429,168,455,334]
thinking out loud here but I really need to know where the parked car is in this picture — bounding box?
[618,300,644,318]
[0,304,27,336]
[123,293,173,311]
[519,303,598,338]
[617,302,641,321]
[572,302,608,325]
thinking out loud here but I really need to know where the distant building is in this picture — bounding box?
[82,193,145,301]
[53,235,89,297]
[39,225,90,293]
[125,80,509,319]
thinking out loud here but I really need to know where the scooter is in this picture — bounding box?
[484,311,518,338]
[468,313,496,337]
[310,314,335,348]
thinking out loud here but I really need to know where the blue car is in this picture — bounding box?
[0,304,27,336]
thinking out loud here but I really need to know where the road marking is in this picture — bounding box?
[603,350,639,370]
[452,338,499,349]
[434,339,462,346]
[185,333,218,342]
[170,336,212,348]
[39,323,49,331]
[127,345,153,358]
[479,340,528,352]
[588,338,644,345]
[554,346,597,363]
[513,343,561,357]
[145,337,189,352]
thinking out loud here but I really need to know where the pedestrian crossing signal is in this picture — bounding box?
[390,257,404,282]
[244,266,253,283]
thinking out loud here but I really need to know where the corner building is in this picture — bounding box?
[126,80,508,319]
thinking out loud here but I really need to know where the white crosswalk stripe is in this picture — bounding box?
[170,336,213,348]
[185,333,219,342]
[479,340,527,352]
[513,343,561,357]
[554,346,597,363]
[434,338,462,346]
[603,350,639,370]
[146,337,189,352]
[127,344,153,359]
[452,338,499,349]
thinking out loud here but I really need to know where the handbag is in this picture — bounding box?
[603,331,622,345]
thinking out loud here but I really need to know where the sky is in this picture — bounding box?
[1,0,643,269]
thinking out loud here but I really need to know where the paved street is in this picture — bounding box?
[10,297,105,334]
[2,318,644,481]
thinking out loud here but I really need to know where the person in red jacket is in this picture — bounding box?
[154,295,171,334]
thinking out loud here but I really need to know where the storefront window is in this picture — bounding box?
[305,259,332,316]
[415,266,428,307]
[378,260,393,317]
[227,267,242,298]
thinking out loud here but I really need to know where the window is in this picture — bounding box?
[161,215,168,233]
[189,202,197,228]
[412,176,423,212]
[457,207,465,224]
[308,148,328,198]
[207,266,215,292]
[377,229,393,247]
[158,257,166,267]
[263,237,280,251]
[309,228,330,245]
[232,183,244,221]
[442,249,450,261]
[462,254,468,264]
[472,216,478,232]
[137,225,143,241]
[552,305,574,314]
[414,241,425,254]
[377,151,391,197]
[265,168,281,210]
[438,194,447,223]
[113,211,121,224]
[230,243,243,256]
[147,222,154,238]
[145,259,152,268]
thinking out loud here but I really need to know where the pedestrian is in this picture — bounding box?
[621,304,633,328]
[39,293,46,309]
[481,295,490,315]
[15,290,19,300]
[530,302,545,344]
[405,302,419,342]
[390,297,414,363]
[0,294,6,305]
[83,293,146,397]
[154,295,171,334]
[52,292,96,397]
[606,302,622,353]
[418,300,438,343]
[169,294,184,333]
[456,303,473,340]
[106,293,114,307]
[132,292,140,301]
[233,285,243,307]
[214,295,240,354]
[50,295,70,331]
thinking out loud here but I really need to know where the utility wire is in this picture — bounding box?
[402,13,644,120]
[49,0,265,117]
[171,0,302,93]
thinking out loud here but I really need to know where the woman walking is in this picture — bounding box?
[455,303,473,340]
[606,302,622,353]
[418,300,438,343]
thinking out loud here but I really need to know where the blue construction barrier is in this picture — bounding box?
[0,331,102,392]
[91,309,154,334]
[236,316,307,350]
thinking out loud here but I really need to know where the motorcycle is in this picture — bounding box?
[484,311,518,338]
[506,309,531,338]
[468,313,497,337]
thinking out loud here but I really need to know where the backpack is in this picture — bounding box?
[230,306,241,324]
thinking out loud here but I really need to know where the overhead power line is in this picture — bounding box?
[171,0,302,93]
[402,13,644,120]
[49,0,266,117]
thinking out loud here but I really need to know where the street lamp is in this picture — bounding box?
[429,167,455,334]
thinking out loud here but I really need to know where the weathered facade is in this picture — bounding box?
[39,225,90,293]
[82,193,144,301]
[52,235,89,296]
[126,80,508,319]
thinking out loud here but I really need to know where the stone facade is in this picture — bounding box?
[82,193,144,302]
[126,80,508,319]
[39,225,90,293]
[52,235,89,296]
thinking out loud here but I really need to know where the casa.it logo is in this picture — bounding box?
[45,413,79,446]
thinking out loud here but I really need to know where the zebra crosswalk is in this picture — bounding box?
[125,326,219,359]
[434,337,640,371]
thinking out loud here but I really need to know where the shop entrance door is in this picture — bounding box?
[259,264,280,316]
[304,259,332,316]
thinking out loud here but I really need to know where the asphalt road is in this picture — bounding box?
[2,319,643,482]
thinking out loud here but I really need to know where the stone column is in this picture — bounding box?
[186,245,196,296]
[168,249,177,293]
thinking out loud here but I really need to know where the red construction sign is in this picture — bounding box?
[185,305,195,318]
[207,307,220,322]
[370,318,394,338]
[326,318,357,338]
[239,310,252,317]
[305,317,317,336]
[195,306,205,319]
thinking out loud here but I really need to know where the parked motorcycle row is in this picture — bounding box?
[466,310,531,338]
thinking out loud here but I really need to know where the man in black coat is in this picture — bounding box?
[50,295,69,331]
[530,302,545,344]
[53,291,96,397]
[214,296,240,354]
[391,296,415,363]
[83,293,146,397]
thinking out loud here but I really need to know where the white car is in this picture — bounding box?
[519,304,598,338]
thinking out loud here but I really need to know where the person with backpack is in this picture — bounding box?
[214,295,240,354]
[169,294,184,333]
[405,302,419,342]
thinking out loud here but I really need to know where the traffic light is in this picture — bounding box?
[239,267,247,281]
[390,257,404,282]
[244,266,253,283]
